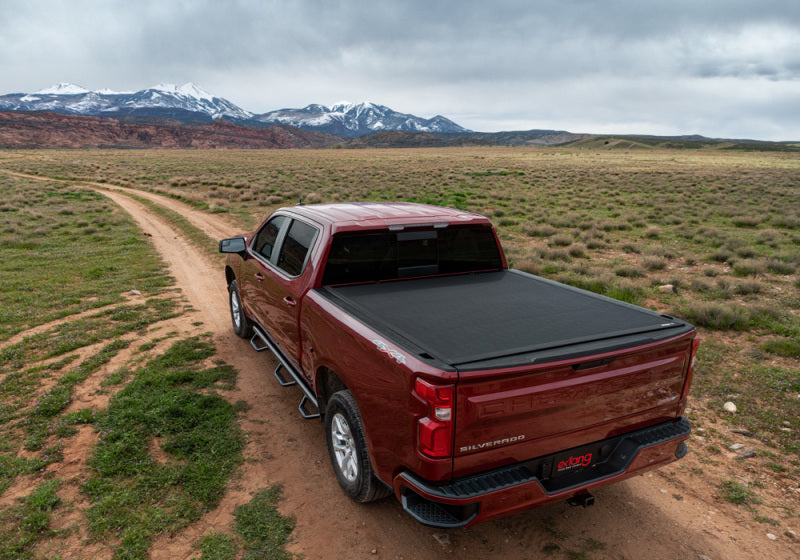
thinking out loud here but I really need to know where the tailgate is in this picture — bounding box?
[453,334,694,475]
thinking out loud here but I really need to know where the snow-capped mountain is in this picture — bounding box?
[1,82,253,122]
[253,101,468,136]
[0,84,468,136]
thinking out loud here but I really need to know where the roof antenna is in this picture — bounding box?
[297,198,305,206]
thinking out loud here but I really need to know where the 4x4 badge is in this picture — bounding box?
[372,339,406,365]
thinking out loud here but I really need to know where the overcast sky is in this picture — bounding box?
[2,1,799,140]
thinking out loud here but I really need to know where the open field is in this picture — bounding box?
[0,147,798,559]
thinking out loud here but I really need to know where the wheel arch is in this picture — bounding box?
[315,366,347,419]
[224,265,236,287]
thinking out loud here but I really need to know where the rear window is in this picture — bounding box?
[322,225,502,285]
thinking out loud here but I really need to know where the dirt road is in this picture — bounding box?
[8,168,798,559]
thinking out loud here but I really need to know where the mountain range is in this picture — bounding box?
[1,83,797,151]
[0,82,467,137]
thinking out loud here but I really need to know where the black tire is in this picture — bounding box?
[325,390,391,503]
[228,279,252,338]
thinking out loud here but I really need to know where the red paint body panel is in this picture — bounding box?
[222,202,697,527]
[452,333,694,477]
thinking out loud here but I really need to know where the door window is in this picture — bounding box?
[251,215,288,261]
[277,219,318,277]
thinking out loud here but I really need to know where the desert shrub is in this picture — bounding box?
[643,225,661,238]
[772,214,800,229]
[615,265,645,278]
[760,338,800,358]
[643,256,667,271]
[695,226,726,247]
[733,280,763,295]
[515,258,542,276]
[568,243,588,258]
[714,278,733,298]
[747,304,789,334]
[548,212,583,229]
[542,248,572,262]
[766,258,796,275]
[645,246,678,259]
[692,278,734,299]
[525,224,556,237]
[559,274,643,305]
[548,233,573,247]
[708,250,733,263]
[735,246,759,259]
[606,281,645,305]
[679,303,751,330]
[733,259,766,277]
[620,243,641,254]
[731,215,762,228]
[755,230,780,246]
[571,262,592,276]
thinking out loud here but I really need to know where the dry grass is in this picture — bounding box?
[1,148,798,455]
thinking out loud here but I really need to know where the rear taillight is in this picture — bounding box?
[681,336,701,400]
[415,378,454,458]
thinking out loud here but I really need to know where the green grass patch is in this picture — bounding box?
[196,532,239,560]
[718,480,761,505]
[557,274,645,305]
[694,340,799,452]
[23,339,129,450]
[0,479,61,560]
[761,338,800,358]
[234,485,296,560]
[0,299,178,370]
[83,336,243,559]
[0,175,173,342]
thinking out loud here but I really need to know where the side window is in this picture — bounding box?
[277,219,318,277]
[251,215,288,261]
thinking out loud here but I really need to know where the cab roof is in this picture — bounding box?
[280,202,491,234]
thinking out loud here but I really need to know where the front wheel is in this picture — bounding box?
[228,279,252,338]
[325,390,391,503]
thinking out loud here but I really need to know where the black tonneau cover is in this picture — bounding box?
[317,270,693,371]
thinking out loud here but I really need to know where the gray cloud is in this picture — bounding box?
[1,0,799,139]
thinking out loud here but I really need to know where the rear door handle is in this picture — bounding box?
[255,273,265,281]
[283,296,297,307]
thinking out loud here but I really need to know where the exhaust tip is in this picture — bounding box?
[675,441,689,459]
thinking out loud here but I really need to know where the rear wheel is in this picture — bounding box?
[228,279,252,338]
[325,390,391,502]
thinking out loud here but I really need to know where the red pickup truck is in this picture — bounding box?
[220,202,698,528]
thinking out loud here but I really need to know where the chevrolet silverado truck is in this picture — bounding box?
[220,202,698,528]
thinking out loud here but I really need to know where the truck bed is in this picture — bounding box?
[318,270,693,371]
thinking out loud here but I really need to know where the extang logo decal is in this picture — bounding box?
[557,452,592,472]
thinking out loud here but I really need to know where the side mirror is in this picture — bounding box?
[219,237,247,255]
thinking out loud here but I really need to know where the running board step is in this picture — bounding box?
[299,395,320,419]
[273,364,296,387]
[250,325,320,420]
[250,331,269,352]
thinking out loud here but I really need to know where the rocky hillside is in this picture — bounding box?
[0,111,340,149]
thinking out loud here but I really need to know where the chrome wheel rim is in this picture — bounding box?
[331,412,358,482]
[230,289,242,329]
